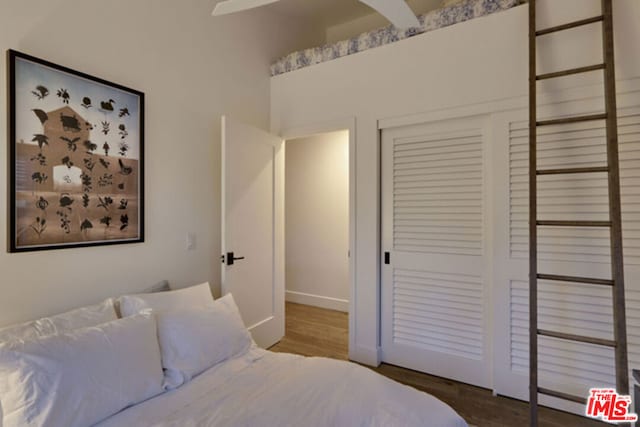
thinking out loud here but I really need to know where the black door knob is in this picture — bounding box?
[223,251,245,266]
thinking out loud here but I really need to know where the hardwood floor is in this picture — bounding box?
[270,302,606,427]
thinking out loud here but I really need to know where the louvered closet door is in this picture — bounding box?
[493,106,640,415]
[381,116,491,388]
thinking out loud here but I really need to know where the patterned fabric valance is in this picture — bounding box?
[271,0,521,77]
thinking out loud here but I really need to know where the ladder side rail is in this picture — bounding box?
[601,0,629,397]
[528,0,538,426]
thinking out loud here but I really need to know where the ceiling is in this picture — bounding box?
[258,0,444,28]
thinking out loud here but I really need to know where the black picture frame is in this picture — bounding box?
[7,50,144,252]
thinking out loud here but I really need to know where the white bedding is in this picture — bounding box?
[96,346,467,427]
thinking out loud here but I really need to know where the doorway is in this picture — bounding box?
[284,129,351,342]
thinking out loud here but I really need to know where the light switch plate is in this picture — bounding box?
[186,232,196,250]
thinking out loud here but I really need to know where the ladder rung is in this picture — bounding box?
[536,64,605,81]
[537,113,607,127]
[536,166,608,175]
[537,220,611,227]
[537,273,614,286]
[538,329,616,347]
[538,387,587,404]
[536,16,604,36]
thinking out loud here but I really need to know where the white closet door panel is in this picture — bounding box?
[381,116,490,388]
[393,269,484,358]
[392,126,483,257]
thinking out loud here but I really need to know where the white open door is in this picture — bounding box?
[221,115,284,349]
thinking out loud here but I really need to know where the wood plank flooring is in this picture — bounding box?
[270,302,606,427]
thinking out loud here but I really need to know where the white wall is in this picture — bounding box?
[0,0,320,327]
[285,131,349,312]
[270,0,640,365]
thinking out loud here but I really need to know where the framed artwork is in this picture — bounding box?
[7,50,144,252]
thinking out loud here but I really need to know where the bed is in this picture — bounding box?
[0,283,467,427]
[96,346,467,427]
[270,0,522,76]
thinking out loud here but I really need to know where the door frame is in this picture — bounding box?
[279,117,357,358]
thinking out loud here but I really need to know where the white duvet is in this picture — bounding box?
[96,347,468,427]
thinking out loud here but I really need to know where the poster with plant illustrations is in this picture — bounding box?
[7,50,144,252]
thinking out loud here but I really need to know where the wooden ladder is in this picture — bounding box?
[528,0,629,425]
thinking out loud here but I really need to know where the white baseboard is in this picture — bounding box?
[285,290,349,312]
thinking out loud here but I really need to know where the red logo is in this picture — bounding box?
[586,388,638,423]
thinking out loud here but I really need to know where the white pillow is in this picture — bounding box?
[156,293,252,390]
[119,282,214,317]
[0,313,164,427]
[0,298,117,343]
